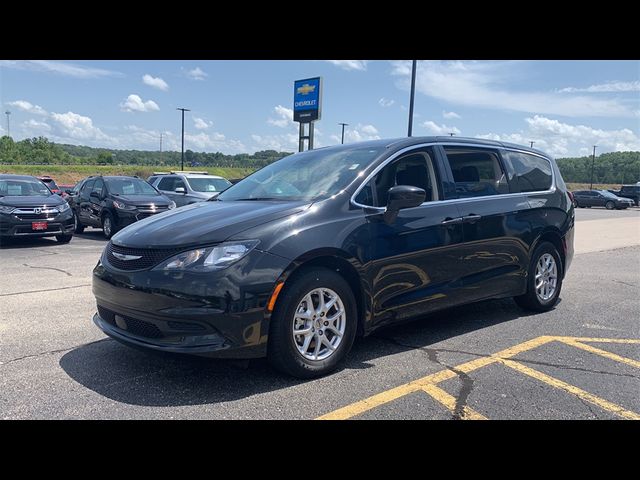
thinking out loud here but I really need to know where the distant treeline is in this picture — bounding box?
[0,136,292,169]
[1,136,639,184]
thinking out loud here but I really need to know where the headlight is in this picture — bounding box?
[58,202,70,212]
[0,205,15,214]
[168,201,176,210]
[113,200,136,210]
[153,240,259,272]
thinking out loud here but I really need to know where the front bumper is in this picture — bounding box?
[92,248,290,358]
[0,210,74,237]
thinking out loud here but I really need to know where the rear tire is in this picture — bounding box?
[56,234,73,243]
[605,201,615,210]
[268,267,357,379]
[102,212,117,239]
[73,212,84,234]
[515,241,563,312]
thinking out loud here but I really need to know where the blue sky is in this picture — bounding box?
[0,60,638,157]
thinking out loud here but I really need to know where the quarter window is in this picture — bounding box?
[443,147,509,198]
[503,151,553,192]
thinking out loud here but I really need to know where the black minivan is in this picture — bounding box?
[92,137,574,378]
[72,175,175,239]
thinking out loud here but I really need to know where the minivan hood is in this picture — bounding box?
[0,195,63,208]
[112,194,171,206]
[112,200,310,248]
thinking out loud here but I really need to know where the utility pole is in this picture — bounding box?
[4,111,10,138]
[338,123,348,144]
[176,108,190,171]
[407,60,417,137]
[590,145,597,190]
[159,133,163,164]
[530,141,535,148]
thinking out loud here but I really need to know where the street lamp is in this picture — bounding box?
[407,60,417,137]
[176,108,190,171]
[4,111,10,138]
[338,123,348,144]
[590,145,597,190]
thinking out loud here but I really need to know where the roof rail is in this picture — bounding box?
[171,171,208,175]
[152,171,170,175]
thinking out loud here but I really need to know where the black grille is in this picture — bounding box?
[106,242,184,271]
[15,213,56,220]
[98,305,163,339]
[168,321,206,332]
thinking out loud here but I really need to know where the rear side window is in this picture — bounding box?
[443,147,509,198]
[503,151,553,193]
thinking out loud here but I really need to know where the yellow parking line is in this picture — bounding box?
[498,358,640,420]
[559,339,640,370]
[317,336,554,420]
[420,384,488,420]
[557,337,640,344]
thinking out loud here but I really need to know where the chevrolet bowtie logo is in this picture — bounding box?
[297,83,316,95]
[112,252,142,261]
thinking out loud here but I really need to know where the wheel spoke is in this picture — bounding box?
[326,325,343,338]
[324,296,337,311]
[300,334,313,354]
[321,335,336,351]
[316,291,325,313]
[313,337,321,358]
[294,325,312,336]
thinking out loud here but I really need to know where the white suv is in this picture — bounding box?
[148,171,232,207]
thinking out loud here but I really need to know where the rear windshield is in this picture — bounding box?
[105,178,158,196]
[42,179,59,190]
[187,177,232,192]
[0,178,52,197]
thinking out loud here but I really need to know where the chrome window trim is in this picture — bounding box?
[350,142,556,210]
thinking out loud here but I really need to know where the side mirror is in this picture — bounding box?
[383,185,426,224]
[175,187,186,194]
[65,189,74,195]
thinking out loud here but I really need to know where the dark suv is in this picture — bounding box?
[92,137,574,378]
[0,174,74,242]
[72,176,175,239]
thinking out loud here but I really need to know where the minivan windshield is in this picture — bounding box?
[0,178,52,197]
[188,177,232,193]
[105,177,159,196]
[217,145,385,202]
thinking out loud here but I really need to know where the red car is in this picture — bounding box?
[37,176,61,195]
[58,183,75,199]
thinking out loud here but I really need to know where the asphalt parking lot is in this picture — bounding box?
[1,208,639,419]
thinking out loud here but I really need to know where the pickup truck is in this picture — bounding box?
[608,184,640,206]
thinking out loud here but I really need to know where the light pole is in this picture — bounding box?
[590,145,597,190]
[159,133,163,164]
[338,123,348,144]
[4,111,10,138]
[176,108,190,171]
[407,60,417,137]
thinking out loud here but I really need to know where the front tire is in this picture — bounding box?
[56,234,73,243]
[268,267,357,378]
[605,201,615,210]
[73,212,84,234]
[515,241,563,312]
[102,212,117,239]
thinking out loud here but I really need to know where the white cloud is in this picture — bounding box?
[142,74,169,91]
[422,121,461,136]
[186,67,208,81]
[268,105,294,128]
[379,98,395,108]
[7,100,48,116]
[120,94,160,113]
[327,60,368,71]
[477,115,640,157]
[442,110,461,119]
[559,81,640,93]
[390,60,636,118]
[49,111,111,142]
[193,117,212,130]
[185,132,246,153]
[329,123,380,144]
[22,119,51,132]
[0,60,121,78]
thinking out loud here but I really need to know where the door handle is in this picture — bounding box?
[441,217,463,225]
[462,214,482,223]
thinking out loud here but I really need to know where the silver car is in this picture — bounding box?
[148,171,232,207]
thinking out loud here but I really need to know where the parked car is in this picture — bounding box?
[0,174,74,242]
[608,184,640,206]
[37,176,61,195]
[92,137,574,378]
[71,175,175,239]
[58,183,75,200]
[572,190,634,209]
[147,171,232,207]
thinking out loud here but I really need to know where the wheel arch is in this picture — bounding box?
[531,228,566,278]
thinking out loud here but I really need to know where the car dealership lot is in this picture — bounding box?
[1,210,639,419]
